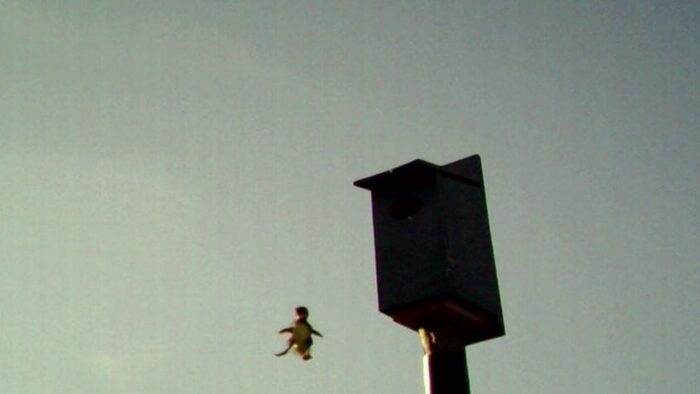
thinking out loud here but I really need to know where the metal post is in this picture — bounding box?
[420,329,470,394]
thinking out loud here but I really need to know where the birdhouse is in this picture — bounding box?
[354,155,504,346]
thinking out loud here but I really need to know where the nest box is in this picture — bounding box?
[354,155,504,346]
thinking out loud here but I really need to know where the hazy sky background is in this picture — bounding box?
[1,1,698,393]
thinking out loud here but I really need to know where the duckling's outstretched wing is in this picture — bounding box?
[278,327,293,334]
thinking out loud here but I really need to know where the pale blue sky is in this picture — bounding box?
[1,1,698,393]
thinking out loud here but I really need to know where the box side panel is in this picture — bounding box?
[437,175,503,327]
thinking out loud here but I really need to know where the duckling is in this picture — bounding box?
[275,306,323,361]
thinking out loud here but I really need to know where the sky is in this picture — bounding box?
[1,1,698,393]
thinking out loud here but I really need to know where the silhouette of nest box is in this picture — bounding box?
[354,155,504,346]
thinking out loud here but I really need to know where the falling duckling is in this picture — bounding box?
[275,306,323,361]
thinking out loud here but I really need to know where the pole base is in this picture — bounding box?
[423,349,470,394]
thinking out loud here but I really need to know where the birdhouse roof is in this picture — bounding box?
[354,156,483,192]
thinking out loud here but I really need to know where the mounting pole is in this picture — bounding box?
[420,328,470,394]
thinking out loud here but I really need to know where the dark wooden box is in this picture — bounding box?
[355,155,504,346]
